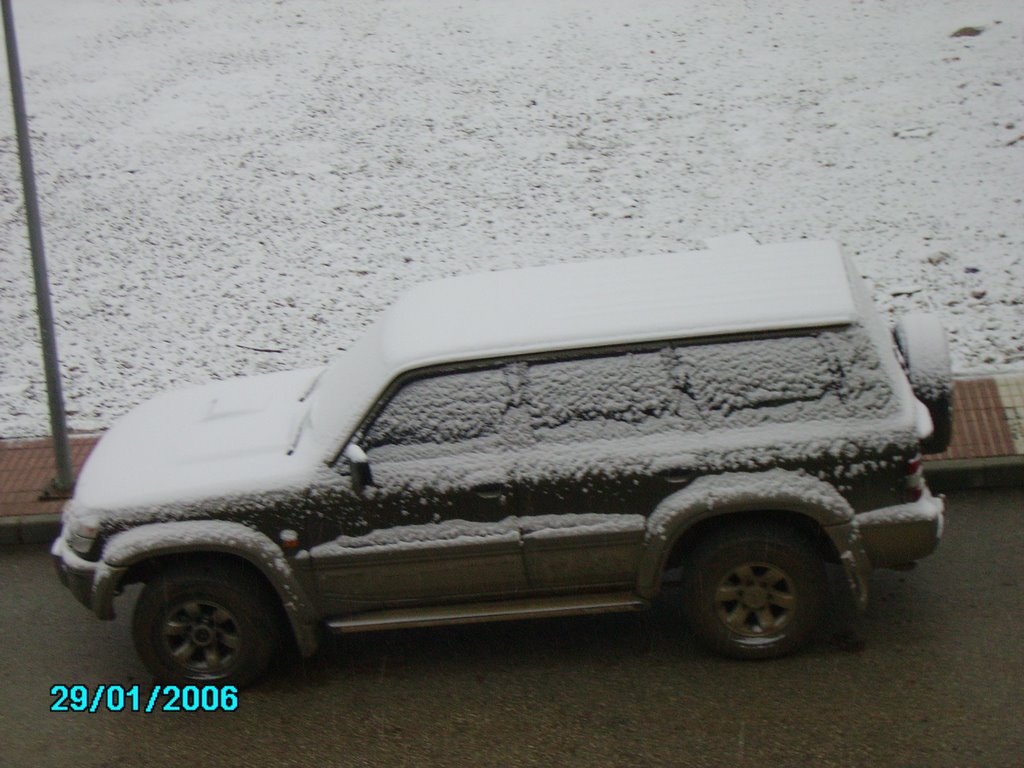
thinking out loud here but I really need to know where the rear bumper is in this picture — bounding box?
[856,489,945,569]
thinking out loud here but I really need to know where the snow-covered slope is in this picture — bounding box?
[1,0,1022,438]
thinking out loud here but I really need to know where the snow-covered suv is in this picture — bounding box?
[53,238,950,686]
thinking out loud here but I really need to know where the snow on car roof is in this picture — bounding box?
[377,240,859,372]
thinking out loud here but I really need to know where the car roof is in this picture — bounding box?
[377,239,860,372]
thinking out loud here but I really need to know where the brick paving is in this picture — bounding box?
[1,376,1021,521]
[995,376,1024,454]
[927,378,1016,461]
[0,437,98,518]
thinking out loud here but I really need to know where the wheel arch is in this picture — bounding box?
[663,508,840,573]
[636,470,854,598]
[95,521,320,657]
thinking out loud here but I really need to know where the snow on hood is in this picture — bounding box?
[71,367,325,514]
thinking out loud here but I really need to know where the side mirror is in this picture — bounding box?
[342,442,375,494]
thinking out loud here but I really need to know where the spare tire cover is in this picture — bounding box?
[894,313,954,454]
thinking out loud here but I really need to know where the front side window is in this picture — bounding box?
[362,367,514,460]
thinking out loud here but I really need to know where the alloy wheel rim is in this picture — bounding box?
[161,598,240,676]
[714,562,796,638]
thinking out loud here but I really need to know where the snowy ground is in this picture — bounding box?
[1,0,1022,439]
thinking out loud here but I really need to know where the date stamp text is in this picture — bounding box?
[50,684,238,713]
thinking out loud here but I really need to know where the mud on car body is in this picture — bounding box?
[54,237,950,686]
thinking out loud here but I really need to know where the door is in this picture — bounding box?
[513,351,674,592]
[309,365,529,613]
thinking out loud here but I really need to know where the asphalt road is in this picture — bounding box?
[1,488,1021,768]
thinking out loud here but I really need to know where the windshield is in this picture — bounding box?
[306,321,392,462]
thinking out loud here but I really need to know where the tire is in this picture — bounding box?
[894,313,953,454]
[681,524,827,660]
[132,562,281,688]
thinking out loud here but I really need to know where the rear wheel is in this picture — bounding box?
[132,562,280,688]
[682,524,827,659]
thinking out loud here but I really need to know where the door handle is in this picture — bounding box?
[473,484,506,500]
[658,470,695,486]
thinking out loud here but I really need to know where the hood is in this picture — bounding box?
[71,367,325,515]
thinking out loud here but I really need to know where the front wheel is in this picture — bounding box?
[132,562,281,688]
[681,524,827,659]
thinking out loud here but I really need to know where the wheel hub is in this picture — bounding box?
[740,586,769,610]
[190,624,215,647]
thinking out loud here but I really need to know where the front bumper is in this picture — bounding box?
[52,530,126,619]
[51,533,99,610]
[855,489,945,569]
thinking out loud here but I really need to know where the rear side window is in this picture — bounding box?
[675,336,842,428]
[363,367,513,457]
[673,328,895,427]
[820,327,898,417]
[519,327,897,444]
[523,351,677,441]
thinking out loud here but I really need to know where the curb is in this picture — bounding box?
[0,513,61,546]
[923,456,1024,493]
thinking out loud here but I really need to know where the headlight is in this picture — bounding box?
[67,513,100,556]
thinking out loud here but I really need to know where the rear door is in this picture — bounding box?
[512,352,676,592]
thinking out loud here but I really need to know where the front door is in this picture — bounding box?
[308,365,529,614]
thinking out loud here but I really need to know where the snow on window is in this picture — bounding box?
[489,327,910,500]
[519,329,895,447]
[330,325,907,506]
[666,328,898,429]
[821,328,898,417]
[676,335,842,428]
[524,351,676,440]
[363,368,512,452]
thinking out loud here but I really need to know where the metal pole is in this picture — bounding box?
[2,0,74,496]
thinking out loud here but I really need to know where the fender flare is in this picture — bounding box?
[94,520,320,657]
[636,470,870,608]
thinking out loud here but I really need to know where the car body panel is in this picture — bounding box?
[70,367,323,515]
[51,239,948,671]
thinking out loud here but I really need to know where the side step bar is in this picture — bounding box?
[326,592,648,634]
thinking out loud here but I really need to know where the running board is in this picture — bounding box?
[326,593,647,634]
